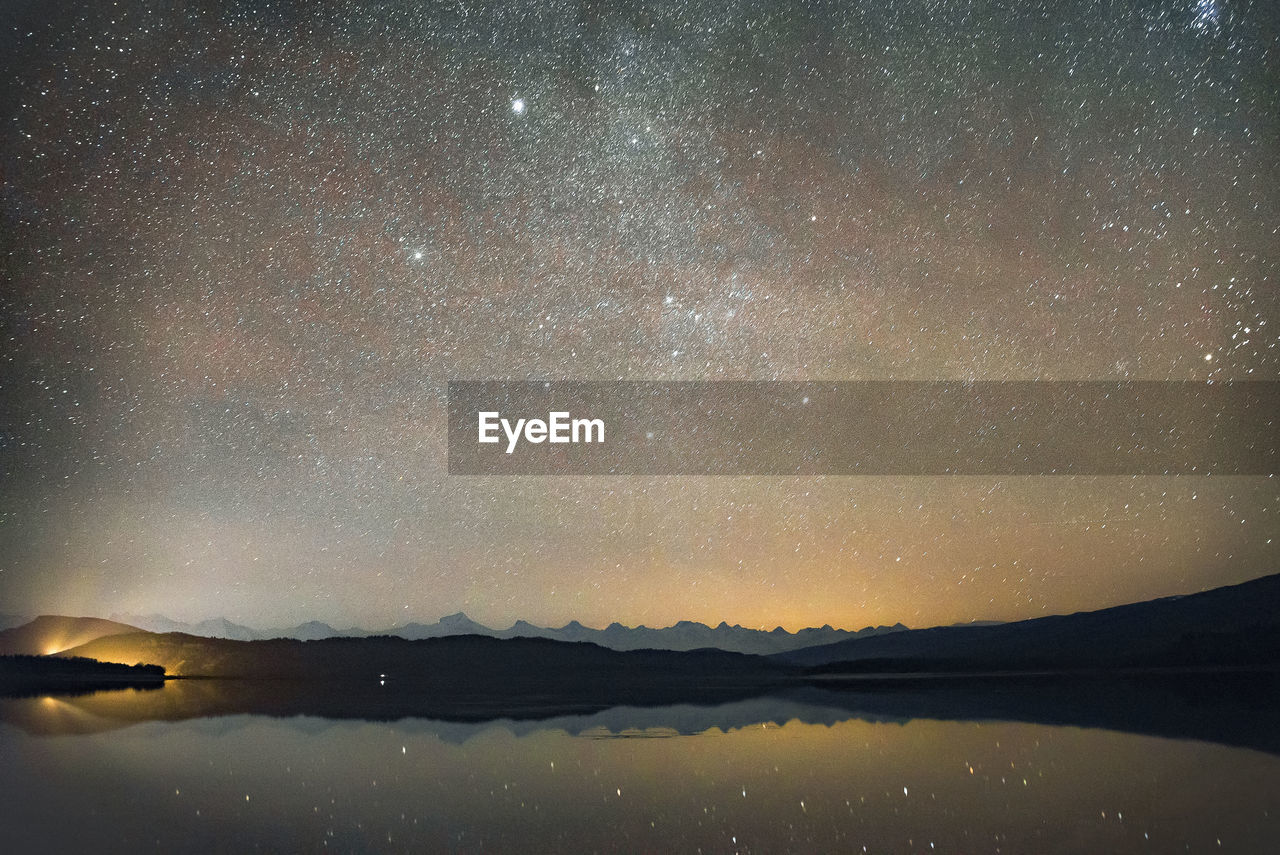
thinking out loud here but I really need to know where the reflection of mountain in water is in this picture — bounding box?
[2,672,1277,757]
[1,574,1277,756]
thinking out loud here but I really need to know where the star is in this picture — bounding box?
[0,0,1273,636]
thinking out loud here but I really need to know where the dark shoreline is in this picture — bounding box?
[0,655,166,696]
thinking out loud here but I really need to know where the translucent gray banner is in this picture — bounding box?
[447,381,1278,475]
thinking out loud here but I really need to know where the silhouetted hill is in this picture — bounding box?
[31,574,1280,677]
[277,620,344,641]
[778,573,1280,671]
[55,632,790,690]
[0,616,144,657]
[110,614,268,641]
[112,614,371,641]
[495,618,909,654]
[103,612,909,654]
[393,612,493,640]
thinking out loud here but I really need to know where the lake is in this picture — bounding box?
[1,680,1278,853]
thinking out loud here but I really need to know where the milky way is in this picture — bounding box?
[1,0,1277,630]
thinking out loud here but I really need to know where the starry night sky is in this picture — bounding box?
[1,0,1277,630]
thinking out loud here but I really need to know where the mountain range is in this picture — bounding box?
[2,575,1277,759]
[102,611,911,655]
[2,572,1276,681]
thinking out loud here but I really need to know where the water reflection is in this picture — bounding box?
[2,673,1277,755]
[2,688,1278,854]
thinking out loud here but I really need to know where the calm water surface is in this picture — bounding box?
[1,685,1277,853]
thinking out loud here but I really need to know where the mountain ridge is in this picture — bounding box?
[2,572,1277,683]
[103,612,910,655]
[11,571,1276,670]
[778,571,1280,670]
[0,616,145,657]
[50,631,791,684]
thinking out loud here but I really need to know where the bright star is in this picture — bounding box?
[511,98,525,114]
[1193,0,1219,30]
